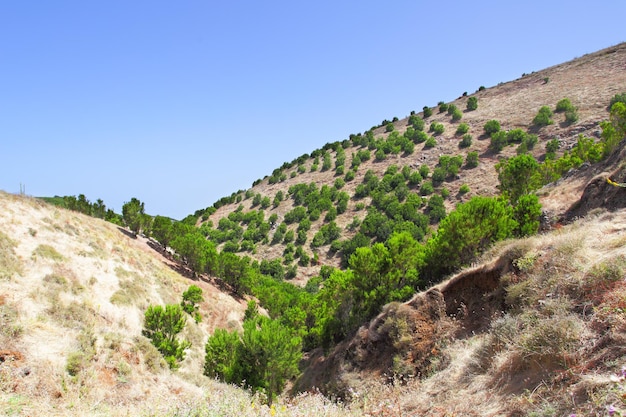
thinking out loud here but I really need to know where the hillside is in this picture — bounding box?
[196,42,626,284]
[296,203,626,416]
[2,42,626,416]
[0,191,374,415]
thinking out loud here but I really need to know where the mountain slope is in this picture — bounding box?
[297,202,626,416]
[2,42,626,416]
[0,192,250,415]
[196,42,626,283]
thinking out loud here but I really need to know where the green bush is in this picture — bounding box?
[451,108,463,121]
[409,114,425,131]
[431,167,446,184]
[555,98,574,112]
[424,136,437,148]
[495,154,540,203]
[522,134,538,150]
[465,151,479,168]
[420,181,434,195]
[430,122,445,135]
[204,317,302,406]
[490,130,509,152]
[507,128,526,144]
[438,102,448,113]
[423,106,433,118]
[546,138,560,154]
[181,285,203,323]
[459,134,472,148]
[513,194,541,237]
[427,194,446,223]
[532,106,554,127]
[408,171,423,186]
[455,123,469,136]
[459,184,470,194]
[143,304,190,369]
[419,164,430,178]
[565,109,579,124]
[484,119,501,135]
[609,92,626,109]
[424,196,517,278]
[466,96,478,111]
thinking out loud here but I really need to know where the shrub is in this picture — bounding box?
[459,184,470,194]
[495,154,540,203]
[420,181,434,195]
[408,171,423,186]
[431,167,446,184]
[523,134,538,150]
[459,133,473,148]
[385,123,395,132]
[609,92,626,109]
[466,96,478,111]
[513,194,541,237]
[423,106,433,118]
[438,102,448,113]
[465,151,479,168]
[565,109,579,124]
[424,196,517,278]
[181,285,203,323]
[409,114,425,131]
[532,106,554,127]
[546,138,560,154]
[451,108,463,121]
[490,130,509,152]
[455,123,469,136]
[484,119,501,135]
[430,122,445,135]
[424,136,437,148]
[419,164,430,178]
[143,304,191,369]
[555,98,574,112]
[507,128,526,144]
[427,194,446,221]
[344,170,356,181]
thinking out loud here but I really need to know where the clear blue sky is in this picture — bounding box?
[1,1,624,219]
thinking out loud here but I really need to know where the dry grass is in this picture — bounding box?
[0,231,22,280]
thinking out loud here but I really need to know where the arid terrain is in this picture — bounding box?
[2,42,626,416]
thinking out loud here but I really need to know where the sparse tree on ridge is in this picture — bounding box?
[122,197,146,235]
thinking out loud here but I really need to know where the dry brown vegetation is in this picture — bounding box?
[2,43,626,416]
